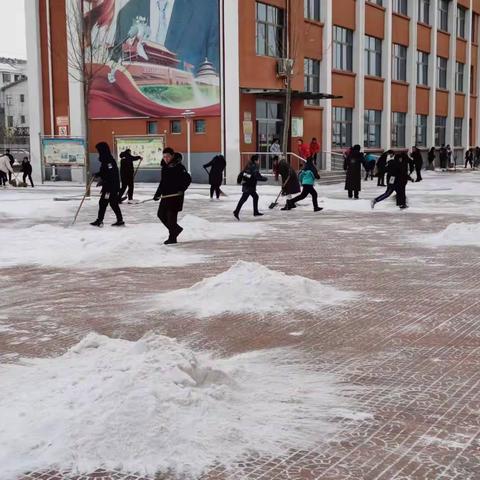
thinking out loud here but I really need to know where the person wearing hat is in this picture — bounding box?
[344,144,363,199]
[153,148,192,244]
[118,149,142,203]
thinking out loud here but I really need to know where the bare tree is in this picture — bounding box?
[64,0,115,194]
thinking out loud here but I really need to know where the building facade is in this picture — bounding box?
[25,0,480,184]
[0,58,28,131]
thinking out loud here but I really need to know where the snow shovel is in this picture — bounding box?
[9,174,18,187]
[269,175,290,209]
[71,177,96,226]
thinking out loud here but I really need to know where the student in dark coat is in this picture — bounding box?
[344,144,363,199]
[376,150,393,187]
[278,158,300,210]
[21,157,34,187]
[91,142,124,227]
[203,154,226,199]
[439,145,448,170]
[1,149,15,182]
[371,153,411,210]
[427,147,436,170]
[119,149,142,203]
[410,146,423,182]
[233,155,267,220]
[465,149,474,169]
[153,149,192,245]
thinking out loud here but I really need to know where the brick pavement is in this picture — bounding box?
[2,174,480,480]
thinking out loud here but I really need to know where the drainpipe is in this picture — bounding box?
[46,0,55,136]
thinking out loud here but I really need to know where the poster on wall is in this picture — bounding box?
[84,0,221,119]
[115,136,166,168]
[41,137,86,165]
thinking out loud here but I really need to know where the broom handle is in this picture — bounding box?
[133,158,143,179]
[71,176,96,226]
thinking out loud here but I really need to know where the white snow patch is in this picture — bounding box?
[417,222,480,247]
[0,333,365,478]
[152,261,358,318]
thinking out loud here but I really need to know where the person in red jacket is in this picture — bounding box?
[297,139,311,160]
[309,137,320,165]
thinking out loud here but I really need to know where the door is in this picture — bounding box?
[256,100,284,172]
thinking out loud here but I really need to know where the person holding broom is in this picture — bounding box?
[119,149,142,204]
[203,154,226,200]
[90,142,124,227]
[0,153,14,187]
[278,158,300,210]
[21,157,34,187]
[285,158,322,212]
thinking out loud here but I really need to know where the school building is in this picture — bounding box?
[25,0,480,183]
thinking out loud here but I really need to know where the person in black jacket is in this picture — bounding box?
[21,157,34,187]
[427,147,436,170]
[439,145,448,171]
[119,149,142,203]
[278,158,300,210]
[376,150,393,187]
[344,144,363,199]
[203,154,226,199]
[90,142,124,227]
[371,153,412,210]
[1,149,15,182]
[233,155,267,220]
[465,149,474,169]
[153,148,192,244]
[410,146,423,182]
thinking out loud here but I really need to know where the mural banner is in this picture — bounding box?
[84,0,221,119]
[41,137,86,166]
[115,135,166,168]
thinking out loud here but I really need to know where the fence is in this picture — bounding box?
[0,126,30,162]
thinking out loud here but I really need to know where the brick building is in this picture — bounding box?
[25,0,480,184]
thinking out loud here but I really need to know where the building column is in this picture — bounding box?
[464,0,473,149]
[407,0,419,148]
[353,0,365,146]
[446,0,458,149]
[66,0,86,138]
[321,0,333,169]
[222,0,240,184]
[382,1,393,150]
[427,2,438,148]
[25,0,44,184]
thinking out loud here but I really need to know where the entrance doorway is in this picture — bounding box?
[256,100,284,171]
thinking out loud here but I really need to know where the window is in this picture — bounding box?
[2,73,11,83]
[194,119,206,134]
[471,65,475,95]
[454,118,463,146]
[304,0,320,21]
[437,57,448,89]
[256,2,284,58]
[392,44,407,81]
[368,0,383,5]
[6,95,12,106]
[417,51,429,86]
[456,62,465,92]
[438,0,449,32]
[418,0,430,24]
[333,26,353,71]
[332,107,352,148]
[20,115,26,124]
[393,0,408,16]
[170,120,181,134]
[416,114,428,147]
[365,36,382,77]
[20,94,25,103]
[391,112,406,148]
[7,116,13,128]
[435,116,447,146]
[14,74,21,82]
[147,121,157,134]
[473,14,479,44]
[457,6,466,39]
[304,58,320,105]
[364,110,382,148]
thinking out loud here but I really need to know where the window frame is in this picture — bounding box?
[364,35,382,77]
[435,116,447,146]
[304,0,320,21]
[415,114,428,147]
[456,62,465,92]
[170,119,182,134]
[332,107,353,149]
[194,119,206,134]
[393,0,408,16]
[438,0,449,32]
[304,58,321,106]
[417,51,429,86]
[418,0,430,25]
[457,6,466,39]
[333,26,353,72]
[391,112,407,148]
[364,109,382,148]
[437,56,448,89]
[392,44,407,81]
[255,2,285,58]
[454,117,463,146]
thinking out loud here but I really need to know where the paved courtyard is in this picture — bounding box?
[1,171,480,480]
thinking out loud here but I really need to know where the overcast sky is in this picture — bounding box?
[0,2,27,59]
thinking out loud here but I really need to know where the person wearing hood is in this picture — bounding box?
[118,148,142,203]
[285,158,322,212]
[21,157,34,187]
[153,148,192,244]
[278,158,301,210]
[371,153,412,210]
[427,147,436,170]
[90,142,124,227]
[364,152,376,181]
[233,155,267,220]
[465,149,474,169]
[376,150,393,187]
[410,146,423,182]
[203,154,226,199]
[1,149,15,182]
[344,144,363,199]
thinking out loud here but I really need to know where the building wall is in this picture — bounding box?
[2,81,29,128]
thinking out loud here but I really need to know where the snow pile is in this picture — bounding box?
[0,224,207,269]
[0,333,364,478]
[417,222,480,247]
[153,261,358,318]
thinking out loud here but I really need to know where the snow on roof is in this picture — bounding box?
[0,63,19,73]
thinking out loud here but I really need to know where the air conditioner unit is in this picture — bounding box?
[277,58,292,78]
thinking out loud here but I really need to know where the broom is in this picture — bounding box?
[269,175,290,209]
[71,177,96,226]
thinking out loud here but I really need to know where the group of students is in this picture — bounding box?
[0,149,34,188]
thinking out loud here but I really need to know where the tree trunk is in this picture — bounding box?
[282,74,292,162]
